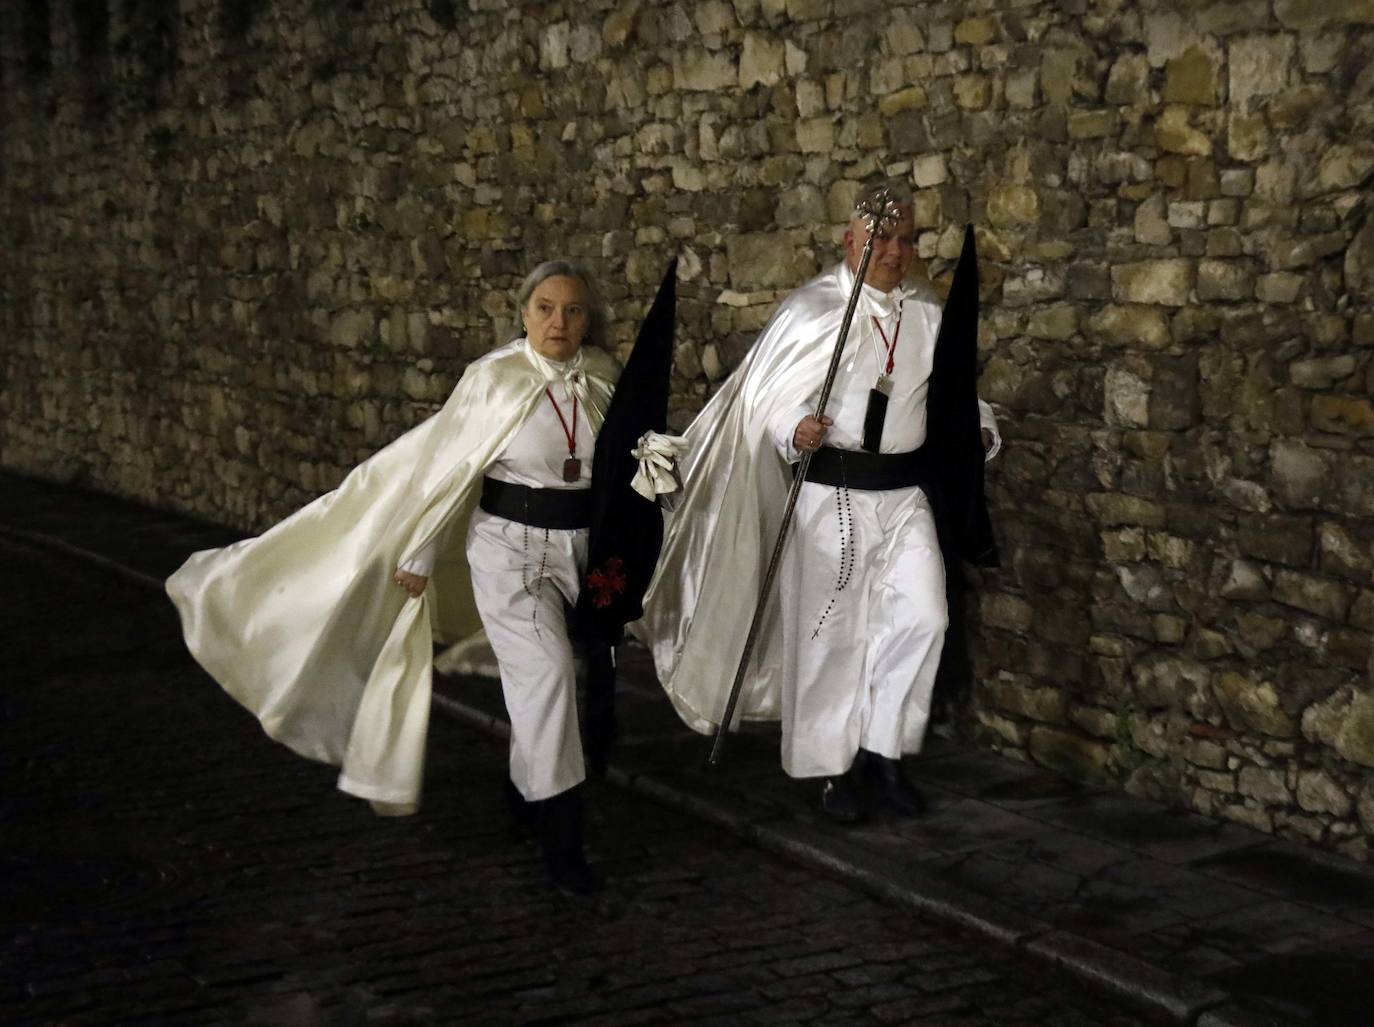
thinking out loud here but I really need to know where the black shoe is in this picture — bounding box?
[548,853,603,895]
[819,775,864,824]
[864,752,927,817]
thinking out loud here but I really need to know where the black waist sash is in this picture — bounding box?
[800,445,933,492]
[479,476,592,530]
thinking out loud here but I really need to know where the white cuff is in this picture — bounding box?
[630,431,689,502]
[399,537,439,577]
[769,404,812,462]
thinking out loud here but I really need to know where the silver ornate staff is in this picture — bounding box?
[709,187,904,765]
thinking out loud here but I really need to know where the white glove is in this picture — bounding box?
[630,431,688,501]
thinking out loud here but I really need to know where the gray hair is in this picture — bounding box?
[514,259,607,348]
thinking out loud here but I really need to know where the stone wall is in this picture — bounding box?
[2,0,1372,857]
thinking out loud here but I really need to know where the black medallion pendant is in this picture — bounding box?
[862,388,888,454]
[563,457,583,483]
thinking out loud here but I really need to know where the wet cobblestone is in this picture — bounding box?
[2,536,1153,1025]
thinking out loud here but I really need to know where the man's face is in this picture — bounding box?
[844,204,916,293]
[524,275,592,361]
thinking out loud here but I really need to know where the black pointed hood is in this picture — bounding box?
[925,226,997,566]
[572,258,678,642]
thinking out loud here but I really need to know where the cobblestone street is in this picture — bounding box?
[1,537,1155,1025]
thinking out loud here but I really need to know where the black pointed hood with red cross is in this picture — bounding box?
[572,258,678,644]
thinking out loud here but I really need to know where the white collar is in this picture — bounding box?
[522,338,586,381]
[837,260,907,320]
[861,279,907,320]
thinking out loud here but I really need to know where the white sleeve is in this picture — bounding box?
[398,536,439,577]
[768,403,812,462]
[978,399,1002,462]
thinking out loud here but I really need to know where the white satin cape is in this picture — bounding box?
[167,339,619,814]
[635,262,949,736]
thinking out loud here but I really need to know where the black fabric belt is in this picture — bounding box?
[800,445,933,492]
[479,476,592,530]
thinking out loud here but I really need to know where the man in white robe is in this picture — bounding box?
[639,189,1000,822]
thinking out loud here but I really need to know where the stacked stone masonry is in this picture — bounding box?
[1,0,1372,858]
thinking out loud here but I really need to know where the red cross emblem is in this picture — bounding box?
[586,557,627,608]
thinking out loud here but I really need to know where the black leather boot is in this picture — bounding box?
[862,750,926,817]
[536,786,602,895]
[819,772,864,824]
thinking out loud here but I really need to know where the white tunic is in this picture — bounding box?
[767,283,979,777]
[473,351,597,801]
[425,345,597,802]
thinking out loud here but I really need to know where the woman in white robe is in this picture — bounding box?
[168,260,637,893]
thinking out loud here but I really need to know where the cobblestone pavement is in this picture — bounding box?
[12,470,1374,1026]
[2,537,1155,1027]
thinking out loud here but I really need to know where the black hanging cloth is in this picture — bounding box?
[571,257,678,643]
[572,259,677,776]
[923,226,998,567]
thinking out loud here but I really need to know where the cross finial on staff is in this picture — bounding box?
[855,187,904,237]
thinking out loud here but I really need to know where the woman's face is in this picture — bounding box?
[524,275,592,361]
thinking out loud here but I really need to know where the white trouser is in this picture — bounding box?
[780,481,948,779]
[466,509,586,802]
